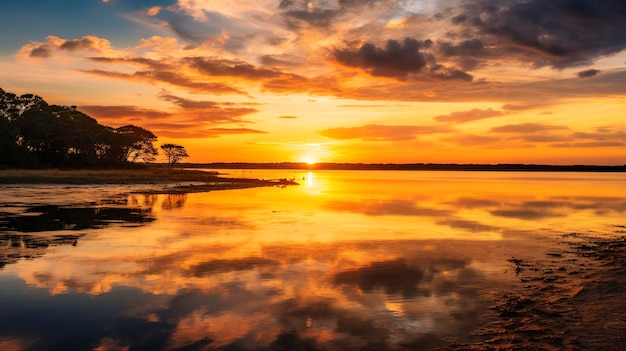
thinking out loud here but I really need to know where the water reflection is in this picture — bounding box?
[0,233,83,269]
[1,239,509,350]
[0,171,625,350]
[0,205,154,232]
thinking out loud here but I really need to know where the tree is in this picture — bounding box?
[161,143,189,168]
[106,125,158,165]
[15,105,109,167]
[0,87,162,169]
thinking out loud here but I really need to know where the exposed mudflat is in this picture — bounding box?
[451,231,626,351]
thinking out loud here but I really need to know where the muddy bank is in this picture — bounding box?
[0,168,298,193]
[452,230,626,351]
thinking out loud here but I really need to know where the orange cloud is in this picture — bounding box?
[435,108,506,123]
[82,69,248,95]
[318,124,454,141]
[489,123,568,134]
[17,35,115,59]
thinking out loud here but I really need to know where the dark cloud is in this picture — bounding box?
[429,64,474,81]
[333,38,430,78]
[318,124,453,141]
[435,108,505,123]
[334,38,473,81]
[278,0,339,30]
[438,39,487,70]
[259,54,303,67]
[29,46,52,58]
[456,0,626,68]
[59,37,102,51]
[334,259,426,298]
[284,8,338,29]
[577,69,601,78]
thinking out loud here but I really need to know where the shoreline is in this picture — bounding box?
[182,162,626,172]
[0,169,298,193]
[454,231,626,350]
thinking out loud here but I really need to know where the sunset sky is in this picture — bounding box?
[1,0,625,164]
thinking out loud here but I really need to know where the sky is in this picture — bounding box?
[0,0,625,165]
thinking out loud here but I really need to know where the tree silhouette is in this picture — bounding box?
[1,87,162,169]
[107,125,158,164]
[161,143,189,168]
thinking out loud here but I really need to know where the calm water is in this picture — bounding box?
[1,170,625,350]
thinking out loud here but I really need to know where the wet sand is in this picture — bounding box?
[452,231,626,351]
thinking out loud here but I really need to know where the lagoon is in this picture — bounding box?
[1,170,625,350]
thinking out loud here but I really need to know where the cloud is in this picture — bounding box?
[501,103,547,111]
[333,38,472,81]
[80,94,262,138]
[577,69,601,78]
[203,128,268,137]
[318,124,454,141]
[333,259,426,298]
[455,0,626,68]
[184,57,283,79]
[324,199,453,217]
[490,123,569,134]
[490,209,565,220]
[18,35,115,59]
[189,257,278,277]
[334,38,441,80]
[435,108,505,123]
[444,134,502,146]
[79,105,172,121]
[145,6,162,16]
[435,218,497,233]
[437,39,488,70]
[81,68,247,95]
[279,115,298,119]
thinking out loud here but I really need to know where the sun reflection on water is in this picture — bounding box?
[1,171,625,350]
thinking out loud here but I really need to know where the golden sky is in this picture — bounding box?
[1,0,625,164]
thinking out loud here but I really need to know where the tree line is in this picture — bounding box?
[1,88,188,169]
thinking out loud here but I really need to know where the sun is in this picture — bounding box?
[299,155,318,165]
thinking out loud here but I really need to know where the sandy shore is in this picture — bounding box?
[451,231,626,351]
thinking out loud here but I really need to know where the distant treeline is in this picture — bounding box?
[182,162,626,172]
[1,87,158,169]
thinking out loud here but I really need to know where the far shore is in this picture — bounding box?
[0,168,298,193]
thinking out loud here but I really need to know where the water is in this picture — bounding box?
[1,170,625,350]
